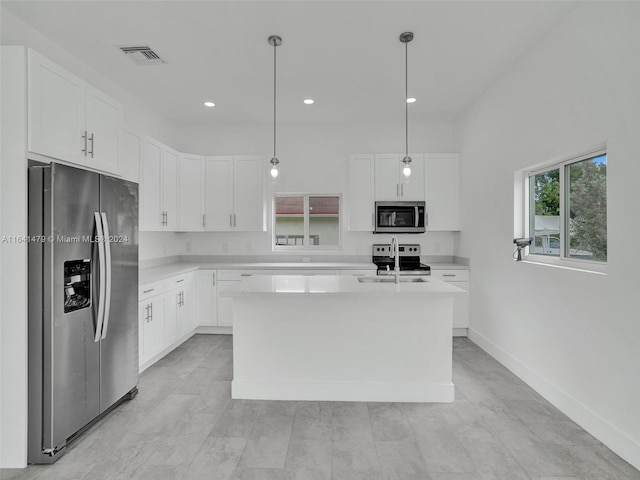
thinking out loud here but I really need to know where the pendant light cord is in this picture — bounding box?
[405,39,409,158]
[273,41,277,161]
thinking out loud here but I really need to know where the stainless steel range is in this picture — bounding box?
[372,243,431,276]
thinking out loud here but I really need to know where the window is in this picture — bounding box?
[526,149,607,267]
[273,194,341,249]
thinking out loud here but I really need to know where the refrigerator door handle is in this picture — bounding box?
[100,212,112,339]
[94,212,106,343]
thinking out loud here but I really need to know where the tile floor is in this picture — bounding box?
[2,335,639,480]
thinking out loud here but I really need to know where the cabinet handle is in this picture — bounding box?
[150,303,153,321]
[240,274,252,277]
[202,214,205,228]
[233,213,237,227]
[145,304,150,322]
[165,211,168,226]
[143,288,154,294]
[176,279,184,283]
[442,274,456,277]
[229,214,232,227]
[81,131,88,156]
[88,133,94,158]
[212,272,216,286]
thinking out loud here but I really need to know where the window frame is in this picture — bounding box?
[522,146,607,273]
[272,193,343,251]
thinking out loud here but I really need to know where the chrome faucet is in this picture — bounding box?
[390,235,400,284]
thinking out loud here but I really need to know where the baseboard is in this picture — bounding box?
[195,326,232,335]
[453,327,468,337]
[468,328,640,471]
[232,380,454,403]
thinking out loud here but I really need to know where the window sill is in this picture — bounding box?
[522,255,607,275]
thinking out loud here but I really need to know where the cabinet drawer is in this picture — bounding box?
[166,272,193,289]
[139,280,165,300]
[430,270,469,282]
[218,270,253,281]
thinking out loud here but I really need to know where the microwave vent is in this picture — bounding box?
[118,46,166,66]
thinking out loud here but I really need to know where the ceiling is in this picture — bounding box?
[2,1,577,127]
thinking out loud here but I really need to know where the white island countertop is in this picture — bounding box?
[220,274,465,299]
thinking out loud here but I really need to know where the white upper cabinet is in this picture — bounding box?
[233,156,264,231]
[162,146,179,230]
[178,153,205,231]
[374,153,424,201]
[205,155,264,232]
[140,137,178,231]
[27,49,122,175]
[84,85,121,174]
[205,156,234,231]
[425,154,461,231]
[348,154,375,231]
[121,129,141,183]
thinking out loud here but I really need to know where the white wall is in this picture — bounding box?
[0,46,29,469]
[455,2,640,470]
[140,121,458,260]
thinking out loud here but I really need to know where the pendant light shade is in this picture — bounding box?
[400,32,413,178]
[268,35,282,179]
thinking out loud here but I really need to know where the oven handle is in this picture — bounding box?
[415,206,419,228]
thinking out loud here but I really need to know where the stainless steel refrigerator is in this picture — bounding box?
[28,162,139,464]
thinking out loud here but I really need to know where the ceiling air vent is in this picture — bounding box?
[119,46,166,66]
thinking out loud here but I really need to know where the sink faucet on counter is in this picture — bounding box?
[390,235,400,284]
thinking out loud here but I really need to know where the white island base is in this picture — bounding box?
[227,275,460,403]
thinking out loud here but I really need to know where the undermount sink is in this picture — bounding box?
[358,276,426,283]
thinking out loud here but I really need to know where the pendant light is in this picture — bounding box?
[400,32,413,178]
[268,35,282,179]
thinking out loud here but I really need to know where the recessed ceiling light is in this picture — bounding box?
[406,97,416,104]
[303,99,314,105]
[203,101,215,107]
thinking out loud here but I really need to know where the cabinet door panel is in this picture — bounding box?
[348,154,375,231]
[205,156,234,231]
[400,154,425,200]
[374,154,400,200]
[28,49,85,165]
[233,156,264,231]
[121,130,141,183]
[162,147,179,230]
[164,289,179,342]
[140,138,163,231]
[142,297,165,362]
[85,85,121,174]
[179,154,205,231]
[425,154,461,231]
[197,270,218,327]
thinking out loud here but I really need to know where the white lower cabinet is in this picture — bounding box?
[138,272,197,370]
[431,269,469,334]
[138,290,166,367]
[196,269,218,327]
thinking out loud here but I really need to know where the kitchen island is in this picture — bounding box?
[222,275,465,403]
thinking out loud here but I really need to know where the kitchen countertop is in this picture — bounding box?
[139,261,377,285]
[220,274,465,299]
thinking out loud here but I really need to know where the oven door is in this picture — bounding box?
[374,202,425,233]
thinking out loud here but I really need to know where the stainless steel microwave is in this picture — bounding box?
[374,201,426,234]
